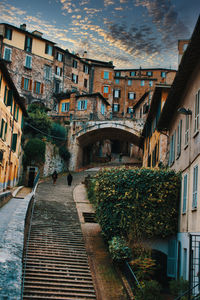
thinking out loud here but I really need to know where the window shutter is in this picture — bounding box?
[4,86,7,103]
[16,107,19,121]
[78,101,81,110]
[0,75,2,90]
[21,77,24,89]
[11,133,17,152]
[102,86,104,94]
[4,122,7,140]
[34,81,36,92]
[167,239,177,278]
[84,100,87,110]
[29,79,32,91]
[108,86,111,94]
[183,174,187,213]
[7,89,13,106]
[109,72,112,80]
[76,75,78,83]
[0,119,4,138]
[101,71,104,79]
[41,83,44,94]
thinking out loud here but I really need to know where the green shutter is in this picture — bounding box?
[4,122,7,140]
[11,133,17,152]
[167,239,177,278]
[16,107,19,121]
[0,75,2,90]
[4,86,7,104]
[7,89,13,106]
[0,119,4,138]
[13,103,16,118]
[21,115,24,129]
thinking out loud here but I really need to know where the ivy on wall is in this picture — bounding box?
[87,167,181,241]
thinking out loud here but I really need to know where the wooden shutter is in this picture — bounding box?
[41,83,44,94]
[108,86,111,94]
[29,79,32,91]
[34,81,36,92]
[109,72,112,80]
[0,119,4,138]
[21,77,24,89]
[7,89,13,106]
[101,71,104,79]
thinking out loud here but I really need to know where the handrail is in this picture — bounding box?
[21,171,40,299]
[174,282,200,300]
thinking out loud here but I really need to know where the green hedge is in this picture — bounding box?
[88,167,181,241]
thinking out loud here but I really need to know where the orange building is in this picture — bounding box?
[0,60,27,191]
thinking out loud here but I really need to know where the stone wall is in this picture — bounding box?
[43,142,66,177]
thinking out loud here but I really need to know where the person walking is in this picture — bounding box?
[52,170,58,185]
[67,172,73,186]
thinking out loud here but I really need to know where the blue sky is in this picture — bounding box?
[0,0,199,69]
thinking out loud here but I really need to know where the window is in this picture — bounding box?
[73,60,78,68]
[104,71,109,79]
[0,150,3,163]
[103,86,109,94]
[194,90,200,133]
[7,89,13,107]
[146,71,153,76]
[149,81,153,87]
[61,102,70,112]
[83,65,89,74]
[55,81,60,94]
[114,89,121,98]
[55,66,62,77]
[177,120,182,158]
[45,44,53,55]
[57,52,63,62]
[0,119,5,140]
[11,133,17,152]
[127,107,133,114]
[77,100,87,110]
[5,27,12,40]
[72,73,78,83]
[128,92,136,100]
[3,47,12,61]
[115,79,120,84]
[128,79,132,86]
[44,65,52,80]
[130,71,136,76]
[141,80,145,86]
[0,75,2,91]
[113,104,120,112]
[192,165,198,209]
[84,78,88,88]
[34,81,43,94]
[4,86,7,104]
[115,71,121,77]
[22,77,32,91]
[169,131,176,166]
[185,115,189,146]
[161,72,166,78]
[182,174,188,213]
[24,36,32,52]
[16,106,19,121]
[25,55,32,69]
[101,103,105,115]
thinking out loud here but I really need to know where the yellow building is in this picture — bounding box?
[142,84,171,168]
[0,60,27,191]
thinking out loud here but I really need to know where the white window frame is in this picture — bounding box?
[56,66,62,77]
[192,165,198,209]
[114,89,120,98]
[177,120,182,158]
[182,174,188,213]
[3,47,12,61]
[185,115,189,146]
[25,54,32,69]
[72,73,78,84]
[57,52,63,62]
[194,90,200,134]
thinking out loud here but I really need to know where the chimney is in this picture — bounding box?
[20,24,26,30]
[32,30,43,38]
[83,51,87,58]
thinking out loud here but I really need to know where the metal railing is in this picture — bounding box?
[174,283,200,300]
[21,171,40,299]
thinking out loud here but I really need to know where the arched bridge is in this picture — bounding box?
[69,119,144,170]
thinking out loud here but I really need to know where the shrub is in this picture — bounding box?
[89,167,180,241]
[59,145,70,162]
[130,257,156,281]
[169,278,189,297]
[50,122,67,146]
[108,236,132,262]
[23,138,46,166]
[135,280,161,300]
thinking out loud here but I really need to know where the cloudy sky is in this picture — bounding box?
[0,0,199,69]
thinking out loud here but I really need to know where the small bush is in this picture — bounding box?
[108,236,132,262]
[23,138,46,166]
[130,257,156,281]
[135,280,161,300]
[169,278,189,297]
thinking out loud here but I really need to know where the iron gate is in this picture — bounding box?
[189,234,200,299]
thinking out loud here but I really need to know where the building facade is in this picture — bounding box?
[158,16,200,291]
[0,60,27,191]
